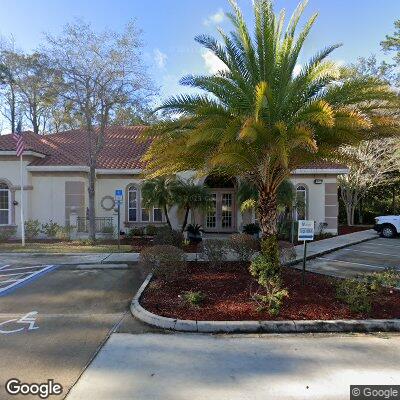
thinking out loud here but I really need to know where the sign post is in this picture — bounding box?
[114,189,123,250]
[297,220,315,285]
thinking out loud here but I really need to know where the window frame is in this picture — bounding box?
[127,185,138,222]
[295,184,308,221]
[0,182,11,226]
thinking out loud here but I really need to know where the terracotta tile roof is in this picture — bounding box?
[0,126,151,169]
[0,126,346,171]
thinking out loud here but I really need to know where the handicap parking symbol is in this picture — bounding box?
[0,311,39,334]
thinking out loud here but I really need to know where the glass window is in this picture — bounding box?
[296,185,307,220]
[128,186,138,222]
[206,193,217,229]
[0,182,10,225]
[153,208,163,222]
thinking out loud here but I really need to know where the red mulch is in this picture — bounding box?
[338,225,372,235]
[130,237,199,253]
[141,262,400,321]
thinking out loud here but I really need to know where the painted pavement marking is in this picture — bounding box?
[0,265,57,297]
[341,248,400,258]
[316,257,386,270]
[0,311,39,335]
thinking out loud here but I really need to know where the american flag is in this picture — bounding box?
[12,120,25,157]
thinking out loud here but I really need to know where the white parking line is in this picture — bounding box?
[0,265,45,272]
[342,248,400,257]
[0,265,56,296]
[316,257,385,270]
[0,265,11,271]
[368,242,400,249]
[0,272,31,278]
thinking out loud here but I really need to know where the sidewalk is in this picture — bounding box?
[66,333,400,400]
[0,230,378,266]
[291,229,378,265]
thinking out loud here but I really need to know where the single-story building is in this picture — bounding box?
[0,127,348,238]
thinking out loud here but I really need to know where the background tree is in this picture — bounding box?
[142,0,399,264]
[45,20,154,241]
[170,178,211,232]
[338,139,399,225]
[141,177,175,229]
[12,52,60,134]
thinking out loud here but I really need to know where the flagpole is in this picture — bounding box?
[20,154,25,247]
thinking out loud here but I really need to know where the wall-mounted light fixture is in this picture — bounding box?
[13,200,19,206]
[314,179,323,184]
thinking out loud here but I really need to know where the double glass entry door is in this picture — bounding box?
[205,191,236,232]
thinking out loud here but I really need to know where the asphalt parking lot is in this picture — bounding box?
[0,262,150,400]
[301,237,400,279]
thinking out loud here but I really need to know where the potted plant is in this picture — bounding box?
[185,224,203,244]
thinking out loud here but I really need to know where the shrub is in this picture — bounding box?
[249,254,288,316]
[336,279,372,314]
[243,223,260,235]
[145,224,158,236]
[126,227,145,238]
[182,290,205,307]
[140,245,186,280]
[229,233,259,262]
[57,225,73,241]
[153,227,184,248]
[260,236,281,274]
[101,225,115,235]
[0,226,17,242]
[41,220,61,238]
[199,239,228,267]
[25,219,41,239]
[366,268,400,293]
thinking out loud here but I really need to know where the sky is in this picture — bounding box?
[0,0,399,108]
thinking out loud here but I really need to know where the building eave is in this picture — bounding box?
[292,168,349,175]
[0,150,46,159]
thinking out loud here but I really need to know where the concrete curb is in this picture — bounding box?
[131,273,400,334]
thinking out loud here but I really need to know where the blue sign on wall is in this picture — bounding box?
[115,189,123,202]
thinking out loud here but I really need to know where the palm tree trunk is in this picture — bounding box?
[163,205,172,230]
[181,207,190,232]
[257,188,278,237]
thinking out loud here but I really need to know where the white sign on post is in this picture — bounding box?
[115,189,123,202]
[298,220,315,242]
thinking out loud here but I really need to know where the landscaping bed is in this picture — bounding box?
[141,262,400,321]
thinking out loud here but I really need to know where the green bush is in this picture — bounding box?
[199,239,228,267]
[260,236,281,274]
[41,220,61,238]
[229,233,259,262]
[366,268,400,293]
[249,254,288,316]
[145,224,158,236]
[25,219,41,239]
[0,226,17,242]
[140,245,186,281]
[126,227,145,238]
[336,279,372,314]
[101,225,115,235]
[182,290,205,307]
[153,227,184,248]
[57,225,73,241]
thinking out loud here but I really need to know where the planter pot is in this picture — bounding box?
[187,233,202,244]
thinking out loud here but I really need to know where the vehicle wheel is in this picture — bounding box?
[381,225,396,238]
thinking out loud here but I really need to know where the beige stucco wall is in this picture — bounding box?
[0,156,340,237]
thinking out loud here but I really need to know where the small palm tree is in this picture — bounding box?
[170,179,212,232]
[142,0,399,257]
[141,177,175,229]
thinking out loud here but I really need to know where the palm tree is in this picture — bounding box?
[142,0,399,251]
[170,179,212,232]
[141,177,175,229]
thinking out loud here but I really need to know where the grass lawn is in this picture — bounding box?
[0,241,132,253]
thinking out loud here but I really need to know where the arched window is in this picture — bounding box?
[0,182,10,225]
[296,185,307,220]
[128,186,138,222]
